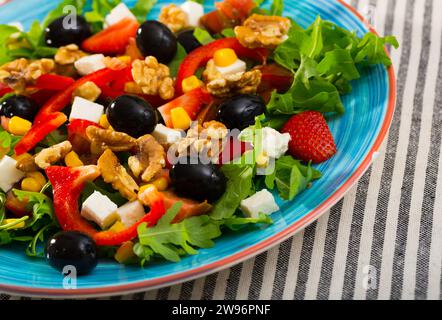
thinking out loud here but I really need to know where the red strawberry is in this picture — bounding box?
[281,111,337,163]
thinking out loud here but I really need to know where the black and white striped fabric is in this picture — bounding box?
[2,0,441,300]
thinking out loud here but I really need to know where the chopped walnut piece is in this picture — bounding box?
[103,56,129,71]
[234,14,291,49]
[34,141,72,170]
[131,56,175,100]
[73,81,102,102]
[86,126,137,155]
[203,59,262,97]
[16,156,39,173]
[0,58,55,92]
[98,149,139,201]
[159,4,188,33]
[54,44,87,65]
[128,134,166,183]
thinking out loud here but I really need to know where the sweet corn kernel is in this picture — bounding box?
[12,152,32,162]
[1,218,26,229]
[182,75,203,93]
[99,114,111,129]
[109,221,125,233]
[214,48,238,67]
[117,55,132,64]
[21,177,42,192]
[138,184,156,195]
[115,241,137,264]
[152,177,168,191]
[26,172,46,186]
[8,116,32,136]
[65,151,84,167]
[170,107,192,130]
[256,152,270,168]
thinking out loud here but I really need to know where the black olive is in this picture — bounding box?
[106,95,158,138]
[136,21,178,64]
[0,95,39,121]
[170,158,227,202]
[45,231,98,275]
[177,29,202,53]
[218,94,266,130]
[45,15,92,47]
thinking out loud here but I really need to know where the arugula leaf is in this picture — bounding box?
[0,25,21,65]
[264,156,321,200]
[81,180,127,207]
[355,33,399,67]
[136,202,222,262]
[317,48,360,81]
[41,0,87,28]
[0,127,22,158]
[0,192,6,226]
[168,43,187,77]
[221,28,236,38]
[131,0,158,22]
[270,0,284,16]
[13,189,55,230]
[193,27,215,45]
[223,213,273,231]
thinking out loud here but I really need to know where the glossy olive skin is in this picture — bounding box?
[177,29,202,53]
[106,95,158,138]
[0,95,39,121]
[45,231,98,275]
[45,15,92,47]
[218,94,266,130]
[170,159,227,202]
[136,21,178,64]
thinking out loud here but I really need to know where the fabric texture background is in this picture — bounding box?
[1,0,441,300]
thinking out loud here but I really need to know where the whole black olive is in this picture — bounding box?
[45,15,92,47]
[170,158,227,202]
[218,94,266,130]
[45,231,98,275]
[0,95,39,121]
[106,95,158,138]
[177,29,202,53]
[136,21,178,64]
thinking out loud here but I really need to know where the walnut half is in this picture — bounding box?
[86,126,137,155]
[34,141,72,170]
[97,149,139,201]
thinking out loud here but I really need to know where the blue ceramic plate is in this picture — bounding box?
[0,0,395,297]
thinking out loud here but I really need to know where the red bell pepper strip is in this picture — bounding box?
[82,18,140,55]
[175,38,269,95]
[158,88,213,128]
[34,74,75,91]
[67,119,101,154]
[0,83,12,97]
[14,68,127,155]
[46,166,167,247]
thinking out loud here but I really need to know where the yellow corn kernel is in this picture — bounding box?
[117,55,132,64]
[8,116,32,136]
[109,221,125,233]
[99,114,111,129]
[170,107,192,130]
[65,151,84,167]
[138,184,156,195]
[26,172,46,186]
[182,75,203,93]
[21,177,42,192]
[1,218,26,230]
[214,48,238,67]
[256,152,270,168]
[12,152,32,162]
[152,177,168,191]
[115,241,137,264]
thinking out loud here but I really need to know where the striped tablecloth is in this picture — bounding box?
[2,0,441,300]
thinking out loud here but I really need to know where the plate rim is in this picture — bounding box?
[0,0,396,298]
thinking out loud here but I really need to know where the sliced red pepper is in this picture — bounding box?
[82,18,140,55]
[34,74,75,91]
[46,166,167,247]
[0,83,12,97]
[158,88,213,128]
[175,38,269,95]
[67,119,101,154]
[15,68,127,155]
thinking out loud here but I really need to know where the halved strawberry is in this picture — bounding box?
[281,111,337,163]
[82,18,140,55]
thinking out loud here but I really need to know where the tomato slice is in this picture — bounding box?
[82,18,140,55]
[157,88,213,128]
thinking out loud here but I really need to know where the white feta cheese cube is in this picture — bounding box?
[215,59,247,76]
[0,156,25,192]
[180,1,204,27]
[116,201,146,228]
[74,54,106,76]
[261,127,291,159]
[104,3,137,28]
[69,97,104,123]
[81,191,119,229]
[240,189,279,218]
[151,124,184,145]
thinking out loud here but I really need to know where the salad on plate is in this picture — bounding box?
[0,0,397,275]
